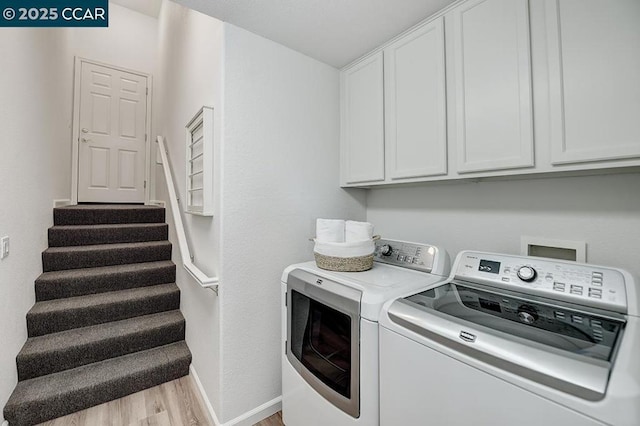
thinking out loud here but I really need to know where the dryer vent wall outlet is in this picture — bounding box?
[520,236,586,263]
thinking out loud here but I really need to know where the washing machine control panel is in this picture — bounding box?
[374,239,439,273]
[455,252,628,314]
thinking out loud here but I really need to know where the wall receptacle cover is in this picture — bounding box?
[1,236,9,259]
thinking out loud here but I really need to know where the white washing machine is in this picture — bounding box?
[379,251,640,426]
[281,239,450,426]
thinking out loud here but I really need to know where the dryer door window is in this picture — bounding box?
[291,290,351,397]
[286,269,361,418]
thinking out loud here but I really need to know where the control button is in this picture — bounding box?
[589,288,602,299]
[380,244,393,256]
[591,280,602,287]
[517,305,538,324]
[517,266,538,282]
[555,311,566,320]
[501,277,510,282]
[504,267,511,274]
[572,315,583,324]
[591,320,602,328]
[405,256,413,263]
[412,258,419,264]
[570,285,583,295]
[398,255,405,262]
[553,282,566,292]
[592,272,603,278]
[545,274,553,282]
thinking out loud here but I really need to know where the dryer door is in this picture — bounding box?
[286,269,362,418]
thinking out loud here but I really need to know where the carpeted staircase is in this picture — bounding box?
[3,205,192,426]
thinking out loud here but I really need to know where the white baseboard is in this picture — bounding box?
[189,365,282,426]
[225,396,282,426]
[53,199,72,208]
[149,200,166,207]
[189,365,222,426]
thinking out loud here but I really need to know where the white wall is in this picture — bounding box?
[155,4,366,422]
[155,0,225,417]
[366,173,640,280]
[0,6,158,422]
[0,29,70,423]
[219,23,366,422]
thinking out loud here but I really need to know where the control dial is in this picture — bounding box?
[517,266,537,282]
[517,305,538,325]
[380,244,393,256]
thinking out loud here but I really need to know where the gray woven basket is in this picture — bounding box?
[314,252,374,272]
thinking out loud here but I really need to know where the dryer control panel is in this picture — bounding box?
[374,238,449,276]
[454,252,628,314]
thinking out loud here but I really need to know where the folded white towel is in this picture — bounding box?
[314,239,375,258]
[345,220,374,242]
[316,218,345,243]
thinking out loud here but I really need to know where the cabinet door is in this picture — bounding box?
[452,0,534,173]
[546,0,640,165]
[384,18,447,180]
[341,52,385,184]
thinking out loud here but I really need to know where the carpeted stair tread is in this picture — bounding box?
[35,260,176,301]
[17,310,185,381]
[27,283,180,337]
[3,341,191,426]
[42,241,172,272]
[54,205,165,226]
[48,223,169,247]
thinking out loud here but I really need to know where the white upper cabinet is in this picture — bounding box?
[450,0,534,174]
[339,0,640,187]
[340,52,385,185]
[546,0,640,165]
[384,17,447,180]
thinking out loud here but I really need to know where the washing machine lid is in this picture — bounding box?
[283,261,448,322]
[384,281,626,401]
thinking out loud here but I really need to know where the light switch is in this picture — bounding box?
[1,236,9,259]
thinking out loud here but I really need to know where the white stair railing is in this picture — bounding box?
[156,135,219,294]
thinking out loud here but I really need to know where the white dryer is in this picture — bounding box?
[281,239,450,426]
[379,251,640,426]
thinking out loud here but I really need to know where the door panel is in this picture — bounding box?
[78,61,147,202]
[384,18,447,180]
[451,0,534,173]
[341,52,385,184]
[89,147,109,188]
[547,0,640,164]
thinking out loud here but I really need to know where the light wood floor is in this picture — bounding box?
[253,411,283,426]
[38,375,213,426]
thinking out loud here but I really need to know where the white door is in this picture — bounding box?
[384,17,447,180]
[546,0,640,165]
[77,61,148,203]
[340,52,385,185]
[450,0,534,174]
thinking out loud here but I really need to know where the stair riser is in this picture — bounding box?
[5,346,191,426]
[54,208,165,226]
[27,290,180,337]
[42,244,172,272]
[48,224,168,247]
[17,319,185,381]
[35,264,176,301]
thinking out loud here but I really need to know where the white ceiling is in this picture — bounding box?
[172,0,458,68]
[110,0,163,18]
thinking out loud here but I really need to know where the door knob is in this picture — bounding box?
[81,128,89,133]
